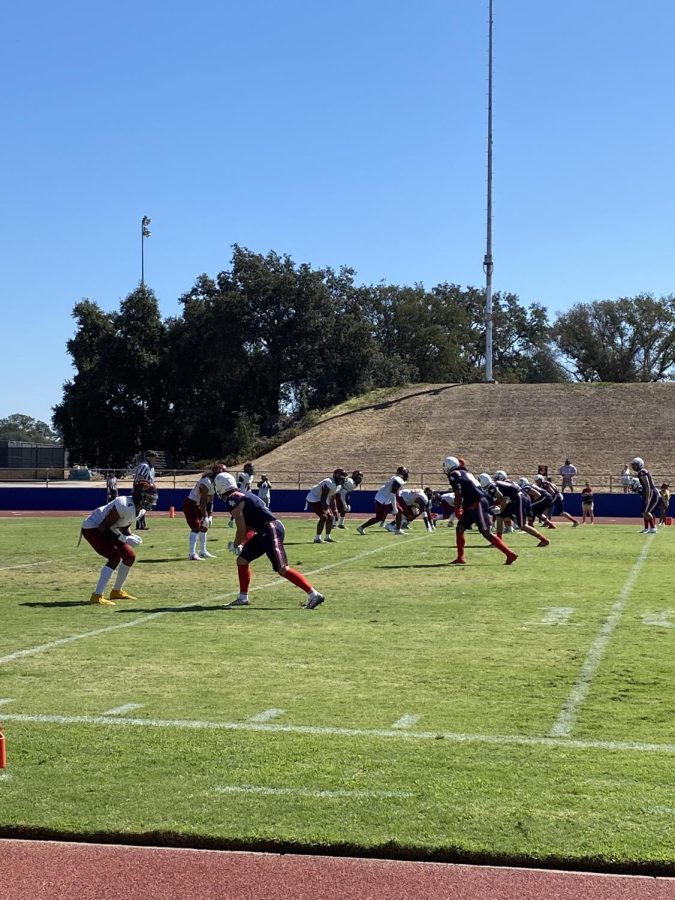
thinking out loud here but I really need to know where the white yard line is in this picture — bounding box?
[1,710,674,755]
[550,541,653,738]
[214,784,412,799]
[0,535,429,667]
[0,560,54,571]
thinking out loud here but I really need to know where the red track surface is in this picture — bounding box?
[2,841,674,900]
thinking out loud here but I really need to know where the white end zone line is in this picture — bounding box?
[550,540,653,738]
[0,534,430,667]
[1,710,674,755]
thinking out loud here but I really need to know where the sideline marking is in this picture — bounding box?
[0,560,54,571]
[391,714,420,730]
[248,709,284,723]
[1,711,674,755]
[215,784,411,799]
[0,535,429,668]
[101,703,143,716]
[642,611,675,628]
[550,541,653,738]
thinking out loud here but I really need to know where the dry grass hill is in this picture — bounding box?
[254,382,675,491]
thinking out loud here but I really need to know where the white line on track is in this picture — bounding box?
[0,560,54,571]
[101,703,143,716]
[1,711,674,755]
[0,534,429,668]
[550,540,653,738]
[214,784,412,799]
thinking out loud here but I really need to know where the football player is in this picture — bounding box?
[357,466,409,534]
[305,469,347,543]
[534,474,579,527]
[630,457,659,533]
[479,473,550,547]
[183,462,228,560]
[80,479,157,605]
[215,472,325,609]
[335,469,364,529]
[388,486,435,534]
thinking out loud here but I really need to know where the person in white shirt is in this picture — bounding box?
[305,469,347,543]
[183,462,227,560]
[357,467,409,534]
[80,480,157,605]
[257,474,272,508]
[335,469,364,529]
[387,486,435,534]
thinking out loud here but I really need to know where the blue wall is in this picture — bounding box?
[0,487,670,517]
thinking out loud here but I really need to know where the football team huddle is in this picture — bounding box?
[79,455,661,609]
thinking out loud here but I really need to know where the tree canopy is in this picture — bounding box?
[0,414,61,444]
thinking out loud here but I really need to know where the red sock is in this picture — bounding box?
[486,532,512,557]
[456,529,466,558]
[281,567,313,593]
[238,564,252,593]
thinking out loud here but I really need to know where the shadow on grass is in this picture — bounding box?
[21,600,92,608]
[115,604,294,614]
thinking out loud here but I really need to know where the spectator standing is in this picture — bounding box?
[257,474,272,508]
[229,462,256,527]
[133,451,158,530]
[658,483,670,526]
[581,481,594,524]
[105,471,118,504]
[558,459,578,493]
[620,465,632,494]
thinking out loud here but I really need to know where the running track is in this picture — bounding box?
[2,841,675,899]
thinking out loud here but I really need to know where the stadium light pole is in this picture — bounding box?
[483,0,494,383]
[141,216,152,287]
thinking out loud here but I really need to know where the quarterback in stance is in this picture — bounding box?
[215,472,325,609]
[183,461,228,560]
[443,457,517,566]
[80,479,157,605]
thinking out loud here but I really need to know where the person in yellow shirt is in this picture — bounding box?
[658,482,670,525]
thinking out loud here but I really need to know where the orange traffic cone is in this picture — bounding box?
[169,506,175,519]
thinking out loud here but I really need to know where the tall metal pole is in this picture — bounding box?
[483,0,494,382]
[141,216,151,287]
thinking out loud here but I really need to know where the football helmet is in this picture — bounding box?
[133,479,158,509]
[351,470,364,486]
[478,473,493,488]
[517,477,530,488]
[442,456,460,474]
[332,467,347,484]
[534,473,544,484]
[214,472,237,497]
[244,462,255,475]
[494,470,507,482]
[630,457,644,472]
[396,466,409,481]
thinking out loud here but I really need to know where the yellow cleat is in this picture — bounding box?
[110,589,137,601]
[89,593,115,606]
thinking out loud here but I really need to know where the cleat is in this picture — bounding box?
[385,523,396,532]
[226,596,250,608]
[572,521,580,527]
[313,535,323,543]
[537,538,550,548]
[505,552,518,565]
[189,553,203,561]
[450,558,466,565]
[324,535,337,543]
[303,591,325,610]
[646,528,657,534]
[356,526,366,535]
[89,593,114,606]
[110,589,137,601]
[336,523,346,529]
[545,522,557,529]
[394,529,407,535]
[198,551,217,559]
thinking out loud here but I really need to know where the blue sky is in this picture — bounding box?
[2,1,674,425]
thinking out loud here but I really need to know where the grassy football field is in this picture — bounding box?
[0,515,673,871]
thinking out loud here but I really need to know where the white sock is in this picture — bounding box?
[189,532,198,555]
[238,592,249,601]
[337,517,344,526]
[113,563,132,591]
[95,565,115,596]
[198,532,207,553]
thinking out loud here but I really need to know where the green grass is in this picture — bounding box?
[0,516,674,871]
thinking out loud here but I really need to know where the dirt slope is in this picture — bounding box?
[253,383,675,489]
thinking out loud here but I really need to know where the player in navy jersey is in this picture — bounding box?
[518,477,556,530]
[534,475,579,527]
[214,473,326,609]
[479,474,550,548]
[630,456,659,533]
[442,457,518,566]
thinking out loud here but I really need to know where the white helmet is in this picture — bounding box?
[494,470,507,482]
[630,457,644,472]
[630,477,641,491]
[534,473,544,484]
[478,473,492,488]
[443,456,460,474]
[518,477,529,488]
[214,472,237,497]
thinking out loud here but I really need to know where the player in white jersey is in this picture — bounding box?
[435,491,457,527]
[183,462,227,560]
[357,466,408,534]
[335,469,364,529]
[387,486,435,534]
[305,469,346,543]
[80,480,157,605]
